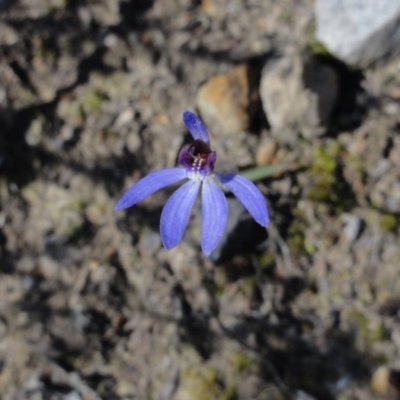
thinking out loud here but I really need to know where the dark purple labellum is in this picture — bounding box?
[178,139,217,175]
[188,139,212,158]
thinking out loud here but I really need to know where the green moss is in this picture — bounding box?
[215,285,225,297]
[348,309,390,348]
[257,252,275,271]
[370,323,391,343]
[306,141,345,207]
[33,35,57,62]
[349,309,368,341]
[68,199,88,211]
[314,141,339,172]
[288,233,304,252]
[280,12,292,23]
[223,386,237,400]
[84,90,108,112]
[304,19,330,56]
[182,368,236,400]
[379,213,397,232]
[287,207,309,255]
[304,241,316,255]
[231,352,252,373]
[306,39,330,56]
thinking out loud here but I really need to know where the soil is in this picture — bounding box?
[1,1,400,399]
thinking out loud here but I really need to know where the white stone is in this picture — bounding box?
[316,0,400,66]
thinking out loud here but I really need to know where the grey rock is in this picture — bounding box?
[296,390,317,400]
[342,214,363,244]
[0,22,18,45]
[371,169,400,213]
[260,52,338,143]
[316,0,400,66]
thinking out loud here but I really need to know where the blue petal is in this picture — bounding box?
[114,168,187,210]
[160,180,200,250]
[201,178,228,256]
[183,111,210,143]
[216,173,269,227]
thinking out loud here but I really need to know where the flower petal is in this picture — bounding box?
[201,178,228,256]
[216,173,269,227]
[160,180,200,250]
[114,168,187,210]
[183,111,210,143]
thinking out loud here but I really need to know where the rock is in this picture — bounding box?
[371,170,400,213]
[195,64,260,168]
[196,64,258,134]
[255,137,277,166]
[115,108,134,127]
[25,115,44,147]
[316,0,400,67]
[295,390,317,400]
[137,229,161,257]
[341,214,363,244]
[260,52,338,142]
[368,131,400,213]
[0,22,18,46]
[371,366,390,394]
[63,392,82,400]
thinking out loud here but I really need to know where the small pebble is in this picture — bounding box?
[255,137,277,166]
[342,214,362,244]
[371,366,390,394]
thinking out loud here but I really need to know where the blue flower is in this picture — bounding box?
[115,111,269,255]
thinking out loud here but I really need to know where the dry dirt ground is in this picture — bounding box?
[1,1,400,399]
